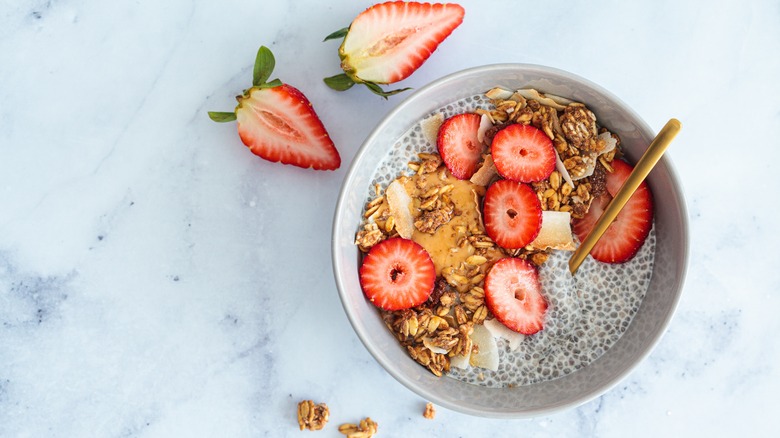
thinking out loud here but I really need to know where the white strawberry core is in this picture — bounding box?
[366,28,416,56]
[257,110,303,141]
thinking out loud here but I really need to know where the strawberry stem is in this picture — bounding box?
[259,78,283,89]
[362,81,412,99]
[253,46,275,87]
[323,73,355,91]
[208,111,237,123]
[323,27,349,42]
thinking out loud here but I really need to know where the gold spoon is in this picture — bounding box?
[568,118,682,275]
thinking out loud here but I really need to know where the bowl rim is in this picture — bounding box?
[332,63,689,418]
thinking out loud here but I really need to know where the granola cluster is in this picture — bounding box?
[381,278,486,376]
[296,400,382,436]
[294,400,438,433]
[297,400,330,431]
[338,417,378,438]
[423,402,436,420]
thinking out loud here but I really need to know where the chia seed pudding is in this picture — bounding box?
[357,92,655,387]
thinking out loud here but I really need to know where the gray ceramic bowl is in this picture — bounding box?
[332,64,688,418]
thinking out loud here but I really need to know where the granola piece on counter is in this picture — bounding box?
[423,402,436,420]
[297,400,330,431]
[338,417,378,437]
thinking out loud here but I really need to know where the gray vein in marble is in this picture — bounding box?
[90,190,136,249]
[576,396,603,436]
[0,1,48,39]
[200,66,253,120]
[91,4,196,177]
[648,308,741,382]
[0,251,74,328]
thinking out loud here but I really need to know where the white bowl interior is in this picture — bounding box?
[332,64,688,418]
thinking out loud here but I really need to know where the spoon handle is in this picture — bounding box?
[568,118,682,275]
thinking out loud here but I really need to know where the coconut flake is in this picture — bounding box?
[530,211,576,251]
[485,87,514,100]
[555,150,575,188]
[598,131,618,154]
[509,92,527,103]
[422,337,449,355]
[420,113,444,146]
[515,89,568,111]
[449,353,470,370]
[472,189,486,231]
[551,108,564,136]
[541,91,574,107]
[469,154,499,187]
[483,318,526,352]
[469,324,499,371]
[385,180,415,239]
[476,113,493,144]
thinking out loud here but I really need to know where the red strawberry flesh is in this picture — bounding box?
[437,113,484,179]
[236,84,341,170]
[340,1,465,84]
[483,179,543,249]
[491,124,556,182]
[484,258,547,335]
[572,159,654,263]
[359,237,435,311]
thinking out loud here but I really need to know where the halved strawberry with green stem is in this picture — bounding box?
[359,237,435,311]
[323,1,465,98]
[483,179,543,249]
[437,113,484,180]
[484,257,548,335]
[572,159,654,263]
[491,124,556,182]
[209,46,341,170]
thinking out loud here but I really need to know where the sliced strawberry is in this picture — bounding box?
[484,258,547,335]
[483,179,542,249]
[437,113,484,179]
[209,46,341,170]
[359,237,435,310]
[236,85,340,170]
[606,158,639,197]
[572,159,654,263]
[324,1,464,97]
[491,124,556,182]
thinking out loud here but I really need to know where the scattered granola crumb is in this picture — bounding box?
[414,202,454,233]
[297,400,329,431]
[423,402,436,420]
[338,417,378,437]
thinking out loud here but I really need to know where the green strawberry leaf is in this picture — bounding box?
[208,111,237,122]
[259,78,283,89]
[323,27,349,42]
[363,82,412,99]
[253,46,275,87]
[323,73,355,91]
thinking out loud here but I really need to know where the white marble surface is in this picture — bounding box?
[1,0,778,436]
